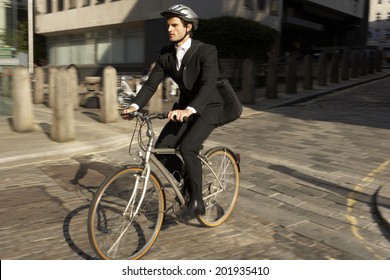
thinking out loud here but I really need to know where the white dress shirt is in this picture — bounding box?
[131,38,196,114]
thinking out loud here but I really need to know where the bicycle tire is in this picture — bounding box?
[197,147,240,227]
[88,166,165,260]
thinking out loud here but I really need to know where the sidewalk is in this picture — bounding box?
[1,70,390,231]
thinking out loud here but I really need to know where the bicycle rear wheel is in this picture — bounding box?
[88,166,165,260]
[197,147,240,227]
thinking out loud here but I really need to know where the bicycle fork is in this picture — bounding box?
[106,164,151,257]
[123,163,151,219]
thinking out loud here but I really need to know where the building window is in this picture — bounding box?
[378,0,382,4]
[376,13,381,21]
[58,0,64,11]
[96,0,105,4]
[388,12,390,20]
[48,26,144,66]
[270,0,278,16]
[46,0,52,13]
[257,0,266,12]
[244,0,253,10]
[83,0,91,6]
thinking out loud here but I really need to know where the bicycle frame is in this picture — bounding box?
[127,112,232,217]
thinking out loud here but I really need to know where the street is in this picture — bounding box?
[1,77,390,260]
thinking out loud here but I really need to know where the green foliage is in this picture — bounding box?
[0,18,28,52]
[17,19,28,52]
[194,16,278,60]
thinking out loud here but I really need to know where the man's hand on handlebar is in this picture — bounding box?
[168,108,194,123]
[120,106,137,120]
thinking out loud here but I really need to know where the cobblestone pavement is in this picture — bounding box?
[1,78,390,260]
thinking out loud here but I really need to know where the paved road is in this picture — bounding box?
[1,77,390,259]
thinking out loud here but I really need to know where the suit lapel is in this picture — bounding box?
[168,47,176,72]
[181,40,200,69]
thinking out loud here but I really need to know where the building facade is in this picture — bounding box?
[367,0,390,64]
[33,0,369,78]
[281,0,369,54]
[34,0,282,77]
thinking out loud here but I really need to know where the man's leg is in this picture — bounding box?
[155,120,188,181]
[179,117,215,220]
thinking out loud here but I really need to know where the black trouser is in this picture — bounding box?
[155,117,215,201]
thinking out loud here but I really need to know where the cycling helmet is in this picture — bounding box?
[161,4,199,30]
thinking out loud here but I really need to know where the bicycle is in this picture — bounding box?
[87,111,240,260]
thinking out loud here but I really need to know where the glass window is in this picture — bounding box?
[244,0,253,10]
[112,36,125,63]
[97,37,110,64]
[83,0,91,6]
[46,0,52,13]
[70,38,95,64]
[56,36,70,65]
[257,0,266,11]
[58,0,64,11]
[270,0,278,16]
[126,33,144,63]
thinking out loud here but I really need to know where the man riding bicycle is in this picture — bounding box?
[121,4,231,221]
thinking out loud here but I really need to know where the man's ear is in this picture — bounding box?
[187,23,193,32]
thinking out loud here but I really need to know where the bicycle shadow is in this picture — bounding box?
[61,155,120,259]
[63,204,98,260]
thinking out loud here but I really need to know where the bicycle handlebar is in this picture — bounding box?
[124,111,196,123]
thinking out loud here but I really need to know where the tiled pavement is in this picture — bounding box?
[0,71,390,260]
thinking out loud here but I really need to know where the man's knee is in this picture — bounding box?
[179,143,198,157]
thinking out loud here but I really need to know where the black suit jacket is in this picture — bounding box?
[133,39,224,125]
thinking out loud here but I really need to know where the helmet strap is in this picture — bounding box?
[173,24,192,45]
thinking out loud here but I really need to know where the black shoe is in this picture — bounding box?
[180,199,205,221]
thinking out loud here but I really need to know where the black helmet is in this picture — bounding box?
[161,4,199,30]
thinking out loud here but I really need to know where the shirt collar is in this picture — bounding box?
[176,38,192,52]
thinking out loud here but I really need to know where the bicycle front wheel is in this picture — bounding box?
[197,147,240,227]
[88,166,165,260]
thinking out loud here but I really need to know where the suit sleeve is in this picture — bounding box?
[132,57,166,109]
[188,45,219,115]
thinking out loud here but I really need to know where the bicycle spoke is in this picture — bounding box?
[88,167,165,259]
[197,148,240,227]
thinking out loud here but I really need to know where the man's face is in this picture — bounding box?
[167,17,191,43]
